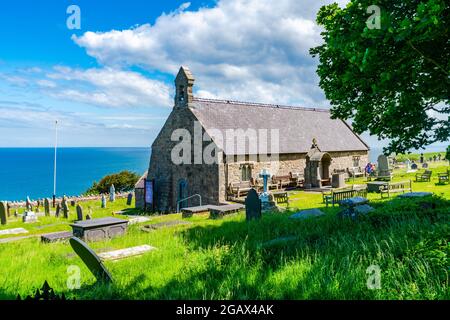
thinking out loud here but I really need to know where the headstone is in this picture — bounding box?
[55,203,61,217]
[44,198,50,216]
[289,208,325,220]
[26,196,32,211]
[22,211,38,223]
[126,193,133,206]
[0,201,7,225]
[70,200,76,207]
[0,227,28,236]
[101,194,106,208]
[85,214,92,220]
[69,237,113,283]
[36,200,41,212]
[353,204,375,215]
[97,245,156,261]
[41,231,73,243]
[76,204,83,221]
[62,201,69,219]
[422,162,428,168]
[377,155,391,177]
[109,184,116,202]
[420,153,424,163]
[411,163,418,170]
[245,189,262,221]
[6,202,11,217]
[399,192,433,198]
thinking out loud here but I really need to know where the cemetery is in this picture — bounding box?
[0,153,448,300]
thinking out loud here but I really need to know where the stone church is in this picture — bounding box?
[136,67,369,212]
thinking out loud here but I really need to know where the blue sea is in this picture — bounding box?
[0,148,150,201]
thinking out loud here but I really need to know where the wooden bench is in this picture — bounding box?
[438,169,449,184]
[272,191,289,208]
[228,181,253,198]
[379,180,412,198]
[415,170,432,182]
[324,188,368,207]
[272,175,294,189]
[348,167,364,178]
[289,172,304,187]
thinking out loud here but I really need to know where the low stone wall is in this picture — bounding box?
[5,192,133,209]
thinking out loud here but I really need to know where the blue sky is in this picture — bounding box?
[0,0,445,151]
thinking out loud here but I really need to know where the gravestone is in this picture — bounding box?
[55,203,61,217]
[85,214,92,220]
[422,162,428,168]
[44,198,50,216]
[101,195,106,208]
[69,237,113,283]
[0,201,7,225]
[411,163,418,170]
[70,200,76,207]
[420,154,424,163]
[377,155,391,177]
[109,184,115,202]
[36,200,41,213]
[245,189,262,221]
[6,202,11,217]
[76,204,83,221]
[289,208,324,220]
[62,201,69,219]
[26,196,32,211]
[23,211,37,223]
[126,193,133,206]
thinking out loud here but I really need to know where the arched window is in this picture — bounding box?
[241,164,252,182]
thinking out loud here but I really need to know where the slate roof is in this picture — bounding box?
[189,98,369,155]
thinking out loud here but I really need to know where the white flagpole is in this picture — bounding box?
[53,120,58,207]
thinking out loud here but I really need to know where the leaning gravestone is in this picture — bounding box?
[101,194,106,208]
[126,193,133,206]
[36,200,41,213]
[245,189,262,221]
[109,185,116,202]
[0,201,7,225]
[44,198,50,216]
[76,204,83,221]
[69,237,113,283]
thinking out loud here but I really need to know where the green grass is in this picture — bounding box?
[0,165,448,300]
[394,150,448,162]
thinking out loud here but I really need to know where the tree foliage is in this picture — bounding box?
[446,145,450,162]
[310,0,449,154]
[86,170,141,194]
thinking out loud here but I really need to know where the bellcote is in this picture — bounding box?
[174,66,195,108]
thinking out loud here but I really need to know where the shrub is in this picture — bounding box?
[85,171,140,194]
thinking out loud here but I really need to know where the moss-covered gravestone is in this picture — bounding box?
[69,237,113,283]
[44,198,50,216]
[76,204,83,221]
[245,189,262,221]
[0,201,7,225]
[55,203,61,218]
[62,197,69,218]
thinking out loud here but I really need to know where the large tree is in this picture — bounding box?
[310,0,449,154]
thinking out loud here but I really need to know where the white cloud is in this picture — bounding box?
[45,66,172,108]
[73,0,349,106]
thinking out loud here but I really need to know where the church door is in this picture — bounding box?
[177,179,188,209]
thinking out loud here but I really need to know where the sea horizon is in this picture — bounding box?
[0,145,446,202]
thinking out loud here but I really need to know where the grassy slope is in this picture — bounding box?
[0,164,448,300]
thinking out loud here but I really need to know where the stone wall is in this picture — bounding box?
[221,150,369,199]
[145,106,221,212]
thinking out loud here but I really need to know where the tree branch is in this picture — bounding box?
[407,41,448,76]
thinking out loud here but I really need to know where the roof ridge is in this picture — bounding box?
[192,97,330,112]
